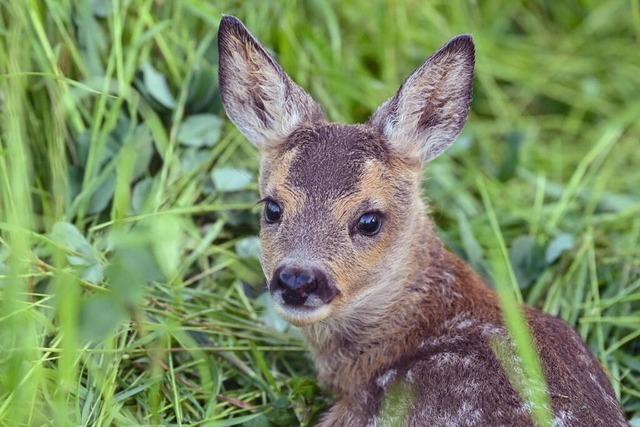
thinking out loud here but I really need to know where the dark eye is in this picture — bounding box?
[356,212,382,236]
[264,200,283,223]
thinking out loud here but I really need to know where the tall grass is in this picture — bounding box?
[0,1,638,425]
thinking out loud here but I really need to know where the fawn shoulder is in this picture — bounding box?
[217,15,627,426]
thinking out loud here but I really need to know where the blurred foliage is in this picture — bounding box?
[0,0,639,425]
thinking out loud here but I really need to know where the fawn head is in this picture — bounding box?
[218,16,474,326]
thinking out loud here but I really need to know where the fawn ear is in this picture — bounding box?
[369,35,474,163]
[218,16,324,148]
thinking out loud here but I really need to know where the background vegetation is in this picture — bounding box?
[1,0,639,425]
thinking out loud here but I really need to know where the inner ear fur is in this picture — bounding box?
[217,15,325,148]
[369,35,475,163]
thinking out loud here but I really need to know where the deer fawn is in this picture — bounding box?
[217,15,626,426]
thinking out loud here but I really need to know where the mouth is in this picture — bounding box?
[271,290,335,325]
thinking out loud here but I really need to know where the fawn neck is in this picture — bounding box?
[300,209,501,397]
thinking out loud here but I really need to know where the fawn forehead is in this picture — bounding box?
[268,123,391,201]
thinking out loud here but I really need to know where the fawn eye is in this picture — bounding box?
[356,212,382,236]
[264,200,283,223]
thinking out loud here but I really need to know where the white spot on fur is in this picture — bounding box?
[443,312,475,331]
[420,334,465,350]
[414,399,482,427]
[449,401,483,426]
[405,368,416,383]
[480,323,504,337]
[376,369,397,389]
[430,351,477,371]
[456,318,475,330]
[462,355,476,368]
[553,410,577,427]
[432,352,462,367]
[519,401,533,415]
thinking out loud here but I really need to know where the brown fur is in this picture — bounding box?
[217,16,627,426]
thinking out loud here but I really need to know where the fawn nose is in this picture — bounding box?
[271,265,333,306]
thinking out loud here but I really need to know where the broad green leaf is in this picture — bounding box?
[88,172,116,214]
[75,0,106,76]
[509,235,546,290]
[108,246,161,305]
[51,222,93,259]
[545,233,574,264]
[91,0,111,17]
[78,296,126,343]
[211,167,252,192]
[150,216,183,278]
[51,222,104,284]
[186,67,220,112]
[141,62,176,109]
[181,147,209,173]
[82,264,105,285]
[131,177,154,214]
[68,165,83,202]
[130,125,154,179]
[177,114,223,147]
[257,293,289,333]
[235,236,261,260]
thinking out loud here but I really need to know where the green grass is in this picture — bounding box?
[1,1,639,425]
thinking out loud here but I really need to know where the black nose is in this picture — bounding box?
[272,265,330,306]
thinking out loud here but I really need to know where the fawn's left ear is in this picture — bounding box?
[369,35,475,163]
[218,16,325,149]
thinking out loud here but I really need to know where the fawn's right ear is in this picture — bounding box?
[217,16,324,149]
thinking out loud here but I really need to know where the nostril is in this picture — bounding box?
[312,268,338,303]
[278,268,315,291]
[295,272,316,291]
[279,270,295,288]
